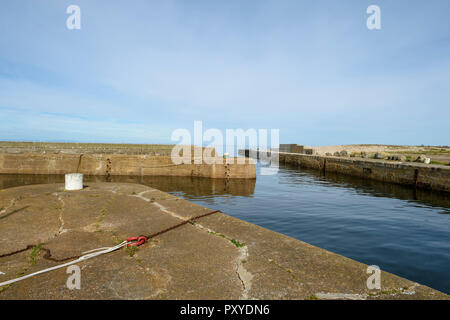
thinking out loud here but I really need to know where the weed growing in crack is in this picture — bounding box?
[30,244,42,265]
[208,231,226,238]
[230,239,246,248]
[126,246,139,257]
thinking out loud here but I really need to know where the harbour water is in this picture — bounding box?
[1,161,449,294]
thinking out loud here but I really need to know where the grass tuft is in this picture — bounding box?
[230,239,246,248]
[30,244,42,265]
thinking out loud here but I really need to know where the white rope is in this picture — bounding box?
[0,241,129,287]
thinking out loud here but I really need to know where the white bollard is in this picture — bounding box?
[65,173,84,191]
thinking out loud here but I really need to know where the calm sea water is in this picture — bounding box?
[1,161,449,294]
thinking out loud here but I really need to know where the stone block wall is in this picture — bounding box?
[279,144,304,153]
[0,153,256,179]
[279,153,450,192]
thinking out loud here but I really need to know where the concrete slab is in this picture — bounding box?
[0,183,448,300]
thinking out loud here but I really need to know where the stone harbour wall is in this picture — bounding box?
[238,149,450,192]
[0,153,256,179]
[279,153,450,192]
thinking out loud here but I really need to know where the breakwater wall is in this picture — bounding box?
[240,150,450,192]
[0,153,256,179]
[0,141,213,156]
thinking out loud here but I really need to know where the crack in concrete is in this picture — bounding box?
[105,186,119,194]
[129,191,190,219]
[128,192,254,299]
[151,202,187,220]
[236,246,253,299]
[56,195,67,235]
[94,199,112,232]
[193,222,253,299]
[0,198,18,215]
[129,190,156,202]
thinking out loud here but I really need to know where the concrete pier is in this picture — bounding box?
[0,183,447,299]
[239,150,450,192]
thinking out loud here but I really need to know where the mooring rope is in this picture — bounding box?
[0,209,221,287]
[0,241,129,287]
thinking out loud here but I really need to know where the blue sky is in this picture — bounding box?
[0,0,449,145]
